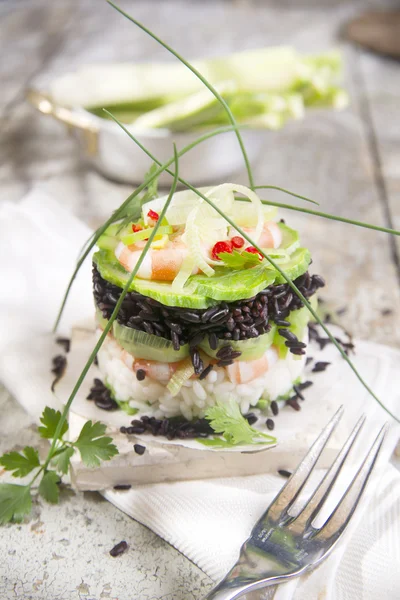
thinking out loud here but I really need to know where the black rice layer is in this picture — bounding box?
[93,264,324,363]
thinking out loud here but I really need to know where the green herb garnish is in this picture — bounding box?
[218,249,261,269]
[200,400,276,448]
[0,408,118,524]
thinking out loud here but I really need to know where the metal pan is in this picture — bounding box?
[27,88,265,186]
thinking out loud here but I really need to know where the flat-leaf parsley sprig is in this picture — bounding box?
[0,407,118,524]
[200,400,276,448]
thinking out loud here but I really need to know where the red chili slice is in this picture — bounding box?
[212,240,233,260]
[147,209,159,221]
[132,224,143,232]
[245,246,263,260]
[231,236,245,249]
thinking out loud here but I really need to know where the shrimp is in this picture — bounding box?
[226,347,279,384]
[133,359,187,383]
[118,349,178,383]
[115,239,198,281]
[235,221,282,249]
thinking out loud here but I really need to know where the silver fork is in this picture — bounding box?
[204,407,388,600]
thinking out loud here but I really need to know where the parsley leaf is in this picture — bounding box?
[38,407,69,440]
[0,484,32,524]
[51,447,74,475]
[38,471,60,504]
[73,421,118,468]
[218,250,262,269]
[203,400,276,447]
[0,447,40,478]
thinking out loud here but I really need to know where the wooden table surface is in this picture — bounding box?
[1,1,399,599]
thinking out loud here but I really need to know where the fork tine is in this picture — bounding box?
[312,423,388,542]
[269,406,344,520]
[289,414,366,532]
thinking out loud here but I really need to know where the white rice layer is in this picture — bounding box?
[97,333,307,420]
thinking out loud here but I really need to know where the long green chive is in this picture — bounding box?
[53,123,241,332]
[105,118,399,422]
[260,197,400,237]
[43,146,180,469]
[255,185,319,206]
[107,1,255,190]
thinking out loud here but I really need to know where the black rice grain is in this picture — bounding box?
[293,385,305,401]
[95,397,118,411]
[278,329,297,342]
[51,355,67,392]
[55,337,70,353]
[270,400,279,416]
[136,369,146,381]
[113,484,132,491]
[266,418,275,430]
[199,364,213,380]
[298,380,313,391]
[134,444,146,455]
[109,541,128,557]
[287,397,301,411]
[278,469,292,479]
[245,413,258,426]
[312,361,331,373]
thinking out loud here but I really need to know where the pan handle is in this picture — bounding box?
[26,88,99,156]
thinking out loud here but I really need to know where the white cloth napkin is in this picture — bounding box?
[0,191,399,600]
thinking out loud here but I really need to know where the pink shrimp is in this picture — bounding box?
[239,221,282,249]
[133,359,185,383]
[119,349,181,383]
[115,240,199,281]
[226,347,279,384]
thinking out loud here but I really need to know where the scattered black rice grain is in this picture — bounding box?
[95,397,118,411]
[113,484,132,491]
[109,541,128,557]
[287,396,301,411]
[266,418,275,430]
[297,380,313,391]
[94,355,99,366]
[270,400,279,416]
[55,337,70,353]
[245,413,258,426]
[51,355,67,392]
[381,308,393,316]
[278,469,292,479]
[312,361,331,373]
[306,357,313,366]
[86,378,118,411]
[134,444,146,455]
[51,354,66,376]
[136,369,146,381]
[293,385,305,401]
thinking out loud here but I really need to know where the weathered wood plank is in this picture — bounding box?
[357,47,400,273]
